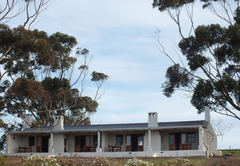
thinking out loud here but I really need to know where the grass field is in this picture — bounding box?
[222,149,240,156]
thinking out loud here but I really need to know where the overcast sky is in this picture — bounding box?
[3,0,240,149]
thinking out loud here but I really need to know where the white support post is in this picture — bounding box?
[96,130,102,153]
[4,133,9,154]
[147,129,152,151]
[50,132,54,153]
[198,126,204,151]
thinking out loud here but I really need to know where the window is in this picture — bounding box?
[188,133,195,143]
[29,136,35,146]
[169,134,174,145]
[116,135,123,145]
[86,136,90,146]
[126,135,131,145]
[181,133,186,144]
[75,136,80,147]
[64,139,67,152]
[93,135,98,146]
[138,135,143,146]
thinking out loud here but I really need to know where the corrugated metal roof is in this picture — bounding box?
[15,120,207,134]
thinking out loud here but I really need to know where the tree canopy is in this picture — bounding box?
[153,0,240,120]
[0,24,108,128]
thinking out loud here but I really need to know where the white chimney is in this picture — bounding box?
[53,116,64,130]
[205,106,210,122]
[148,112,158,128]
[24,114,33,129]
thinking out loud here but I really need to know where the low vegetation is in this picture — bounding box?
[2,150,240,166]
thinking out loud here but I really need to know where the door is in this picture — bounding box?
[125,135,131,151]
[75,135,90,152]
[80,136,85,152]
[131,134,138,151]
[75,136,80,152]
[175,133,181,150]
[42,136,49,152]
[36,136,42,152]
[169,134,175,150]
[36,136,49,152]
[137,135,143,151]
[169,133,182,150]
[125,134,143,151]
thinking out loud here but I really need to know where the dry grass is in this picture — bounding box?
[2,155,240,166]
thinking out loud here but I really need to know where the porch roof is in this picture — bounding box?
[8,120,207,134]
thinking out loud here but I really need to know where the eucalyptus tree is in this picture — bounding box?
[153,0,240,120]
[0,25,108,128]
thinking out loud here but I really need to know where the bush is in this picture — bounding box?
[23,155,59,166]
[127,158,154,166]
[167,158,189,166]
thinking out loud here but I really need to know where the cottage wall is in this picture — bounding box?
[8,134,28,153]
[101,132,109,152]
[67,133,74,152]
[204,125,218,154]
[53,133,65,152]
[161,131,169,150]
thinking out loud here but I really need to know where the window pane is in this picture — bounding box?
[29,136,35,146]
[86,136,90,146]
[138,135,143,146]
[37,137,41,147]
[181,134,186,144]
[93,135,98,146]
[64,139,67,146]
[75,136,80,147]
[188,133,195,143]
[116,135,123,145]
[170,134,174,145]
[126,136,131,145]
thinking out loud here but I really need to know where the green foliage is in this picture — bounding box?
[222,149,240,156]
[0,24,107,128]
[91,71,109,82]
[127,158,154,166]
[152,0,239,12]
[23,155,59,166]
[156,1,240,119]
[0,156,5,166]
[167,158,189,166]
[153,0,194,11]
[162,64,191,97]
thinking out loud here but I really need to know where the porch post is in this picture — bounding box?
[4,133,9,154]
[198,126,204,151]
[147,129,152,151]
[49,132,54,153]
[96,130,102,153]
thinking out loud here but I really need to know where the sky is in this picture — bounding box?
[2,0,240,149]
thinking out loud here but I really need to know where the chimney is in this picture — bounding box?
[53,116,64,130]
[148,112,158,128]
[24,114,33,129]
[205,106,210,122]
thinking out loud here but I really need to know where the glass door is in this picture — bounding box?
[125,135,131,151]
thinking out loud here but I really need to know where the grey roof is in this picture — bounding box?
[14,120,207,134]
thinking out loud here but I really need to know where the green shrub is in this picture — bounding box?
[167,158,189,166]
[0,156,5,166]
[23,155,59,166]
[127,158,154,166]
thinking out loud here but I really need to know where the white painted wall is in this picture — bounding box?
[8,134,28,153]
[151,130,161,151]
[53,133,65,152]
[161,131,169,151]
[101,132,109,152]
[66,133,75,152]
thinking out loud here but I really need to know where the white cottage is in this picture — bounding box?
[4,107,221,157]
